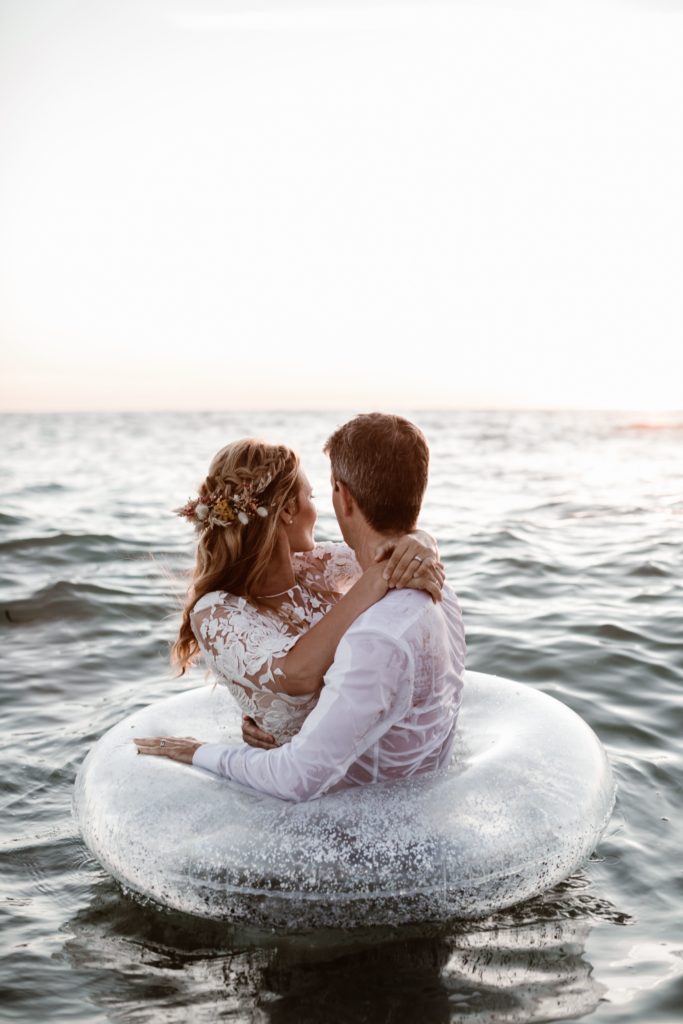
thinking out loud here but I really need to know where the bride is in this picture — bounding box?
[170,437,445,747]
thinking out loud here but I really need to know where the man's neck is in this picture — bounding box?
[352,528,404,571]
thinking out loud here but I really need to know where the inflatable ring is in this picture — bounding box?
[74,672,615,929]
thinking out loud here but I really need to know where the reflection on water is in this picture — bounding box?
[61,876,627,1023]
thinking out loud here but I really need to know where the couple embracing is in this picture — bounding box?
[135,413,466,802]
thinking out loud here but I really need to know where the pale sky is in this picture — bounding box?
[1,0,682,412]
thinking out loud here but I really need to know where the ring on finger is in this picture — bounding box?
[160,740,166,747]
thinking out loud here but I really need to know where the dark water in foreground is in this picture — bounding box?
[1,409,682,1023]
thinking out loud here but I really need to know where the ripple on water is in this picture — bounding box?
[0,531,152,563]
[51,874,628,1024]
[2,579,172,626]
[1,409,682,1023]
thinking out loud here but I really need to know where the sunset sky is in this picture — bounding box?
[1,0,682,412]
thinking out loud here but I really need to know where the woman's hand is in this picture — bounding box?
[134,736,203,764]
[403,564,445,603]
[373,532,445,600]
[359,560,392,600]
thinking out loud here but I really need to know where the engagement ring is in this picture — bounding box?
[160,740,166,747]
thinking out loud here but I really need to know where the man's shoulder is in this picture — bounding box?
[346,583,459,642]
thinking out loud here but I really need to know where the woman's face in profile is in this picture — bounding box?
[287,470,317,552]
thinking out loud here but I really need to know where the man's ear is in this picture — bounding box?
[335,480,356,518]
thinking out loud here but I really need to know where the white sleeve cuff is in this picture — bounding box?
[192,743,232,777]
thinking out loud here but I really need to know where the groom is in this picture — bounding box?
[140,413,466,801]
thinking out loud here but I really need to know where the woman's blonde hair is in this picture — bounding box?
[172,438,300,675]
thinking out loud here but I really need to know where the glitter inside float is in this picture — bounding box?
[73,671,615,929]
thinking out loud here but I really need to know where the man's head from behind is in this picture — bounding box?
[324,413,429,538]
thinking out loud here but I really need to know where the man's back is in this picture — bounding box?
[192,584,466,802]
[329,584,466,789]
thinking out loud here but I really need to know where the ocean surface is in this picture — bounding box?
[1,409,681,1024]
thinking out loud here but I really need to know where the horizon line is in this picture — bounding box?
[1,406,682,416]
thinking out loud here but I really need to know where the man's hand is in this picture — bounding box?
[242,716,279,750]
[134,736,203,764]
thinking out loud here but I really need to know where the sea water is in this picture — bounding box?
[1,409,681,1023]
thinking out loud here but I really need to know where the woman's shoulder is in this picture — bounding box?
[190,590,293,655]
[293,541,361,591]
[191,591,274,632]
[191,590,244,616]
[294,540,349,562]
[190,590,286,635]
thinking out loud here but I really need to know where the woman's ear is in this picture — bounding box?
[280,495,299,525]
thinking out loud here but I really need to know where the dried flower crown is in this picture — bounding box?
[175,483,270,532]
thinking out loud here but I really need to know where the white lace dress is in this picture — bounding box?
[189,542,361,744]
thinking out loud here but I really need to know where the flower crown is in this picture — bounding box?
[175,484,270,532]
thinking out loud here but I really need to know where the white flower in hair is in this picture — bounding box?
[175,472,276,531]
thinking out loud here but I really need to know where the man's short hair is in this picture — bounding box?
[324,413,429,533]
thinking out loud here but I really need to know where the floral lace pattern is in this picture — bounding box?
[292,541,360,596]
[190,542,361,744]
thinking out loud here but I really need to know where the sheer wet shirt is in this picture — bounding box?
[192,561,466,802]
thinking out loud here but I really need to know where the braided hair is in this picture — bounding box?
[172,439,300,675]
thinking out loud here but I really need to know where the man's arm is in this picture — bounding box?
[192,629,415,802]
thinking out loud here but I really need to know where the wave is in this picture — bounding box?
[13,482,69,495]
[0,531,151,564]
[1,579,174,626]
[0,511,26,528]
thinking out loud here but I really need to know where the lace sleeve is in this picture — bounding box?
[190,594,298,692]
[293,541,361,595]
